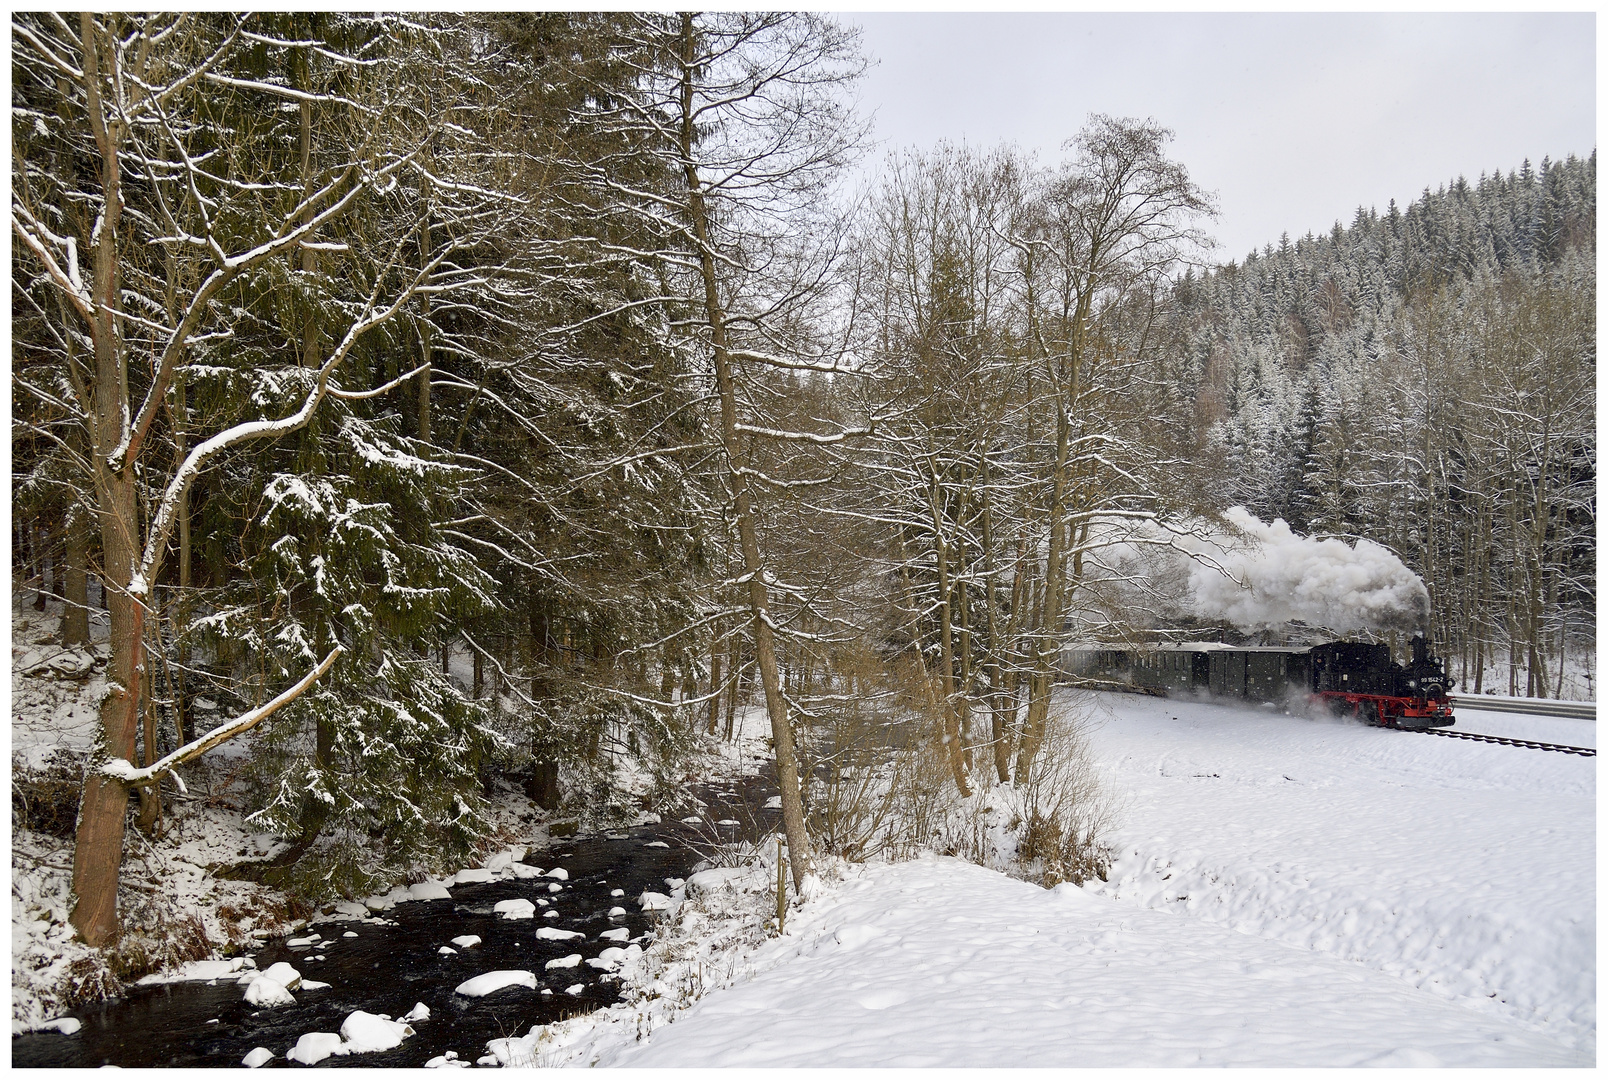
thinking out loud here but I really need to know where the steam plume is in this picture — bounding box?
[1186,508,1430,634]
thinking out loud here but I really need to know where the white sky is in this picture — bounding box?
[842,12,1596,263]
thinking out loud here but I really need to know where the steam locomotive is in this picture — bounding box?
[1063,635,1455,728]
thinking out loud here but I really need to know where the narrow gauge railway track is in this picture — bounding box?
[1070,680,1595,757]
[1414,727,1596,757]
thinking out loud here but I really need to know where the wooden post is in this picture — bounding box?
[775,837,787,934]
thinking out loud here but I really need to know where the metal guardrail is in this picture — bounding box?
[1448,694,1596,721]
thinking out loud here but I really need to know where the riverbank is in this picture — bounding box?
[10,596,776,1037]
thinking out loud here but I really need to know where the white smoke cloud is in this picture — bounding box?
[1184,508,1430,634]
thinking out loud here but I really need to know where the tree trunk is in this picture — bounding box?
[417,218,432,445]
[925,472,971,795]
[706,638,724,735]
[62,509,90,648]
[71,13,139,945]
[35,524,51,611]
[678,13,811,887]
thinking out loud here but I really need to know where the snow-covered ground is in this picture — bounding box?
[537,690,1592,1067]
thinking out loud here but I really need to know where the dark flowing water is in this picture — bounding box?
[12,775,779,1068]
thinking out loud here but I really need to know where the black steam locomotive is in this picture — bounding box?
[1063,635,1455,728]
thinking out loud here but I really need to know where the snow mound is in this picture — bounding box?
[35,1017,81,1035]
[241,1047,274,1068]
[535,927,583,940]
[545,954,582,970]
[688,867,753,896]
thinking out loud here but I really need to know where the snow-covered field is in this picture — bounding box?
[550,690,1593,1067]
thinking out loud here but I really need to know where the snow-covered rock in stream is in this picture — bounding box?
[544,867,568,881]
[284,1011,416,1062]
[425,1051,471,1068]
[340,1010,415,1053]
[259,962,301,990]
[586,944,643,972]
[545,954,582,970]
[286,1032,344,1065]
[450,868,493,886]
[494,899,536,920]
[241,1047,274,1068]
[400,1002,431,1023]
[534,927,583,940]
[451,934,481,949]
[243,976,295,1007]
[455,970,538,997]
[136,956,257,986]
[242,963,301,1007]
[409,879,452,902]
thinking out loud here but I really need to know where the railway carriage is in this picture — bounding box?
[1064,635,1455,728]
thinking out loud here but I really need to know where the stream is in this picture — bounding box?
[12,772,780,1069]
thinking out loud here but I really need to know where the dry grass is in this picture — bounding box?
[790,648,1115,888]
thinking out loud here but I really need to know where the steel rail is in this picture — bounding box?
[1415,727,1596,757]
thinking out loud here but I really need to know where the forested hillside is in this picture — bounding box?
[1154,156,1595,695]
[10,11,1595,969]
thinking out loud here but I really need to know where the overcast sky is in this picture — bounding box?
[842,13,1596,263]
